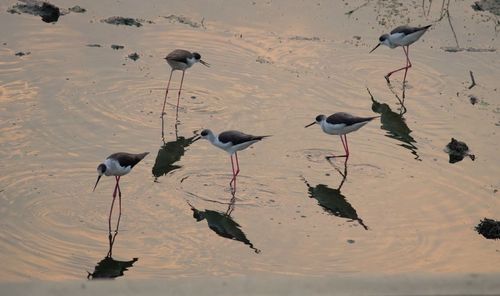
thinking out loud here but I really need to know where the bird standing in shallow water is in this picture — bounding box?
[161,49,209,122]
[305,113,378,161]
[370,25,431,84]
[93,152,149,231]
[195,129,269,193]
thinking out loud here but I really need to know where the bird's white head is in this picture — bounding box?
[97,163,106,176]
[369,34,392,53]
[93,163,107,192]
[200,129,215,141]
[305,115,326,128]
[379,34,392,46]
[192,52,210,67]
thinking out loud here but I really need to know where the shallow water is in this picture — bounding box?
[0,0,499,281]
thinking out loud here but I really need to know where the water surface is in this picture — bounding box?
[0,0,499,281]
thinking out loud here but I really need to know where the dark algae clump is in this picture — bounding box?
[445,138,476,163]
[111,44,124,50]
[102,16,143,27]
[476,218,500,239]
[7,0,61,23]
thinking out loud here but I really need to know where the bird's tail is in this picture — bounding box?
[255,135,271,141]
[137,152,149,161]
[367,116,381,121]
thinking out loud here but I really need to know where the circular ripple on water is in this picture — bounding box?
[0,163,113,280]
[170,170,278,209]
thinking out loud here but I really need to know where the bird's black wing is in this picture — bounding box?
[108,152,149,168]
[391,25,431,35]
[218,130,267,145]
[326,113,378,126]
[166,49,193,63]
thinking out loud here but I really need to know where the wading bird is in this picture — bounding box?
[161,49,209,120]
[305,113,378,160]
[370,25,431,83]
[93,152,149,231]
[195,129,269,193]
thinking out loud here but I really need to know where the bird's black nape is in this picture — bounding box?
[97,163,106,174]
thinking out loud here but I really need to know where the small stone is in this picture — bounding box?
[469,95,478,105]
[128,52,139,61]
[15,51,31,56]
[69,5,86,13]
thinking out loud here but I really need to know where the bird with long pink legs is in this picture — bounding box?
[161,49,209,137]
[305,113,378,162]
[369,25,431,96]
[93,152,149,232]
[195,129,269,194]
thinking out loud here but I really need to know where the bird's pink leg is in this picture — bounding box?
[233,152,240,193]
[116,176,121,198]
[161,70,174,117]
[325,136,348,161]
[108,198,115,233]
[234,152,240,177]
[175,70,186,121]
[385,46,412,82]
[109,176,119,233]
[402,46,412,98]
[342,134,350,158]
[116,177,122,231]
[161,70,174,139]
[112,176,118,198]
[335,135,349,158]
[229,154,236,192]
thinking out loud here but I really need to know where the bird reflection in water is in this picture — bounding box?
[188,194,261,253]
[87,224,138,279]
[367,88,420,161]
[303,162,369,230]
[152,130,198,181]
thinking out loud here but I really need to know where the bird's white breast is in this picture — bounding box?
[167,60,190,71]
[104,158,132,176]
[321,121,370,135]
[211,138,258,155]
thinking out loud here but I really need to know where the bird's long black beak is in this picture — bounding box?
[369,43,381,53]
[305,122,316,128]
[93,175,102,192]
[200,60,210,67]
[192,136,201,142]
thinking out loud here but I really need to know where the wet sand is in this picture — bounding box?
[0,0,499,285]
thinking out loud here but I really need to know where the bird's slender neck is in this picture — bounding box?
[384,37,396,48]
[187,57,198,66]
[206,132,217,144]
